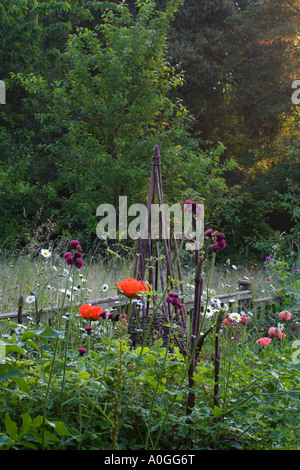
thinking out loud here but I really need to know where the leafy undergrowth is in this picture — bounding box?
[0,241,299,450]
[1,310,300,450]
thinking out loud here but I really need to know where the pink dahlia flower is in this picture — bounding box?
[256,337,272,346]
[279,311,292,321]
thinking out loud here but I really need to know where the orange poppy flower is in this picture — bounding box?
[116,278,149,298]
[79,304,105,321]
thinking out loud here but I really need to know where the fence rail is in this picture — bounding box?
[0,280,281,327]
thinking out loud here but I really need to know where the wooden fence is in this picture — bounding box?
[0,279,281,328]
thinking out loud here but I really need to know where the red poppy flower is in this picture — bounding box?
[79,304,105,321]
[117,278,149,298]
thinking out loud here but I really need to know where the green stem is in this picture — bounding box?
[60,268,76,403]
[117,236,186,441]
[41,272,70,449]
[77,329,115,449]
[144,306,176,450]
[199,251,216,335]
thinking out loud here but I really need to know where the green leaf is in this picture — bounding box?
[5,344,26,355]
[42,430,61,443]
[0,364,24,380]
[212,406,223,417]
[5,414,18,441]
[34,326,63,338]
[178,425,189,438]
[21,326,63,341]
[31,415,44,429]
[22,339,39,352]
[0,434,12,447]
[47,421,71,436]
[11,377,30,392]
[20,412,32,436]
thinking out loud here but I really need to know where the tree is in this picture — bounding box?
[166,0,240,139]
[1,0,234,248]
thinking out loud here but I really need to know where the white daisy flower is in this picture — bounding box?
[15,325,26,335]
[59,289,73,299]
[232,265,237,270]
[210,298,221,309]
[101,284,109,293]
[40,249,51,258]
[206,306,216,317]
[229,312,241,323]
[25,295,36,304]
[1,334,11,339]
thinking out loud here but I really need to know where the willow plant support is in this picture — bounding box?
[131,142,187,349]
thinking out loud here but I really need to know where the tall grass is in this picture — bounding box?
[0,247,271,317]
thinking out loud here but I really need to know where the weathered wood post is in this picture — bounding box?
[238,279,254,312]
[17,295,23,324]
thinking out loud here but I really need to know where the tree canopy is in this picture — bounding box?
[0,0,299,260]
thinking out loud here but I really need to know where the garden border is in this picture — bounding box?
[0,280,281,328]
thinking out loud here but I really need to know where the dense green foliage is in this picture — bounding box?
[166,0,300,260]
[0,0,299,261]
[0,0,234,250]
